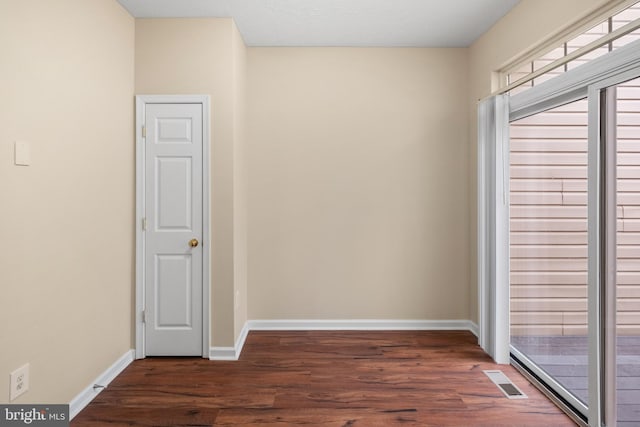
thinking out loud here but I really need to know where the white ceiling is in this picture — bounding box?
[117,0,521,47]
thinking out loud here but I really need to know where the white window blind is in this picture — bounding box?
[502,2,640,96]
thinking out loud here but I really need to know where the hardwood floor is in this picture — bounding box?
[72,331,575,426]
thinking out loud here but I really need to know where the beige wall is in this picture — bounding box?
[247,48,469,320]
[468,0,613,323]
[0,0,134,404]
[232,24,249,339]
[136,18,248,346]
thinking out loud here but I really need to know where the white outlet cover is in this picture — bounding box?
[14,141,31,166]
[10,363,29,401]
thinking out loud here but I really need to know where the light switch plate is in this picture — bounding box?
[15,141,31,166]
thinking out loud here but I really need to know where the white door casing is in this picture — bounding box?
[135,95,210,358]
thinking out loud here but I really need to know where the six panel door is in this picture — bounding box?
[144,103,203,356]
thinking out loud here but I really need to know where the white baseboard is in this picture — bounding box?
[469,321,479,337]
[210,319,478,360]
[247,319,476,331]
[69,349,134,420]
[209,322,250,361]
[234,321,250,357]
[209,346,236,360]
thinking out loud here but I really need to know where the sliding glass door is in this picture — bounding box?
[477,35,640,425]
[608,76,640,426]
[502,50,640,426]
[509,98,590,414]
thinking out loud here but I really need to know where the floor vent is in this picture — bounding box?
[483,370,528,399]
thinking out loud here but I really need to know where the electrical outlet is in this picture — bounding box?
[10,363,29,401]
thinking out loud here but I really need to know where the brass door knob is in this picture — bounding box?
[189,238,199,248]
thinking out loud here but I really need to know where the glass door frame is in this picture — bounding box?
[509,93,591,423]
[587,68,640,426]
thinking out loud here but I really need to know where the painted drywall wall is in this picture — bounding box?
[467,0,615,324]
[247,48,469,320]
[232,24,249,340]
[135,18,248,347]
[0,0,134,403]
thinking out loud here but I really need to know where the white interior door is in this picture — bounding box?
[144,103,203,356]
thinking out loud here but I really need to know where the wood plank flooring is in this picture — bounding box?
[72,331,575,426]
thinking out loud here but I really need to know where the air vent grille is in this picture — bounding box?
[483,370,528,399]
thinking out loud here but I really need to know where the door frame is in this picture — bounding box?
[134,94,211,359]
